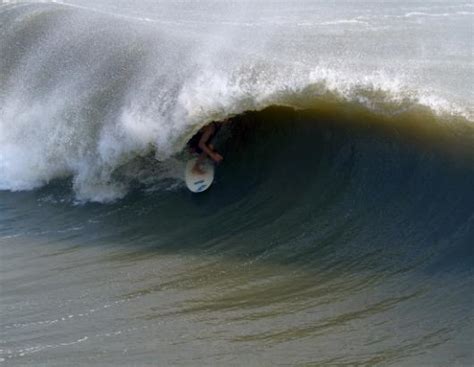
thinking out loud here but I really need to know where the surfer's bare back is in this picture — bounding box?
[188,119,228,174]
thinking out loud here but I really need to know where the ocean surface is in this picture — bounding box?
[1,1,473,365]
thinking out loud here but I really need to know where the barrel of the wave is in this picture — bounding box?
[184,158,215,193]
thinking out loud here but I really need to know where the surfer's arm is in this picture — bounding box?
[198,126,223,163]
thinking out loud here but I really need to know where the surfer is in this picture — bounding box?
[188,120,226,174]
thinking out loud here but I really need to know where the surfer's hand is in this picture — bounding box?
[212,153,223,163]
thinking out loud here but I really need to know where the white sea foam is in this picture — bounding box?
[320,19,369,26]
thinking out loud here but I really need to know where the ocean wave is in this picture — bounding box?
[0,2,472,202]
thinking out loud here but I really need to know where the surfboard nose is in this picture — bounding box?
[185,158,215,193]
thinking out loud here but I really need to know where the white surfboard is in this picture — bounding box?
[185,158,215,193]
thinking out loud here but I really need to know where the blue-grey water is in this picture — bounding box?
[1,1,473,365]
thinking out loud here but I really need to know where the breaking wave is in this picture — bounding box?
[0,2,472,202]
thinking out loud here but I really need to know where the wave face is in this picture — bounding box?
[1,1,473,201]
[1,106,473,365]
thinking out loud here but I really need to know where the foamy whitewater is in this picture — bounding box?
[1,1,473,366]
[1,0,472,201]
